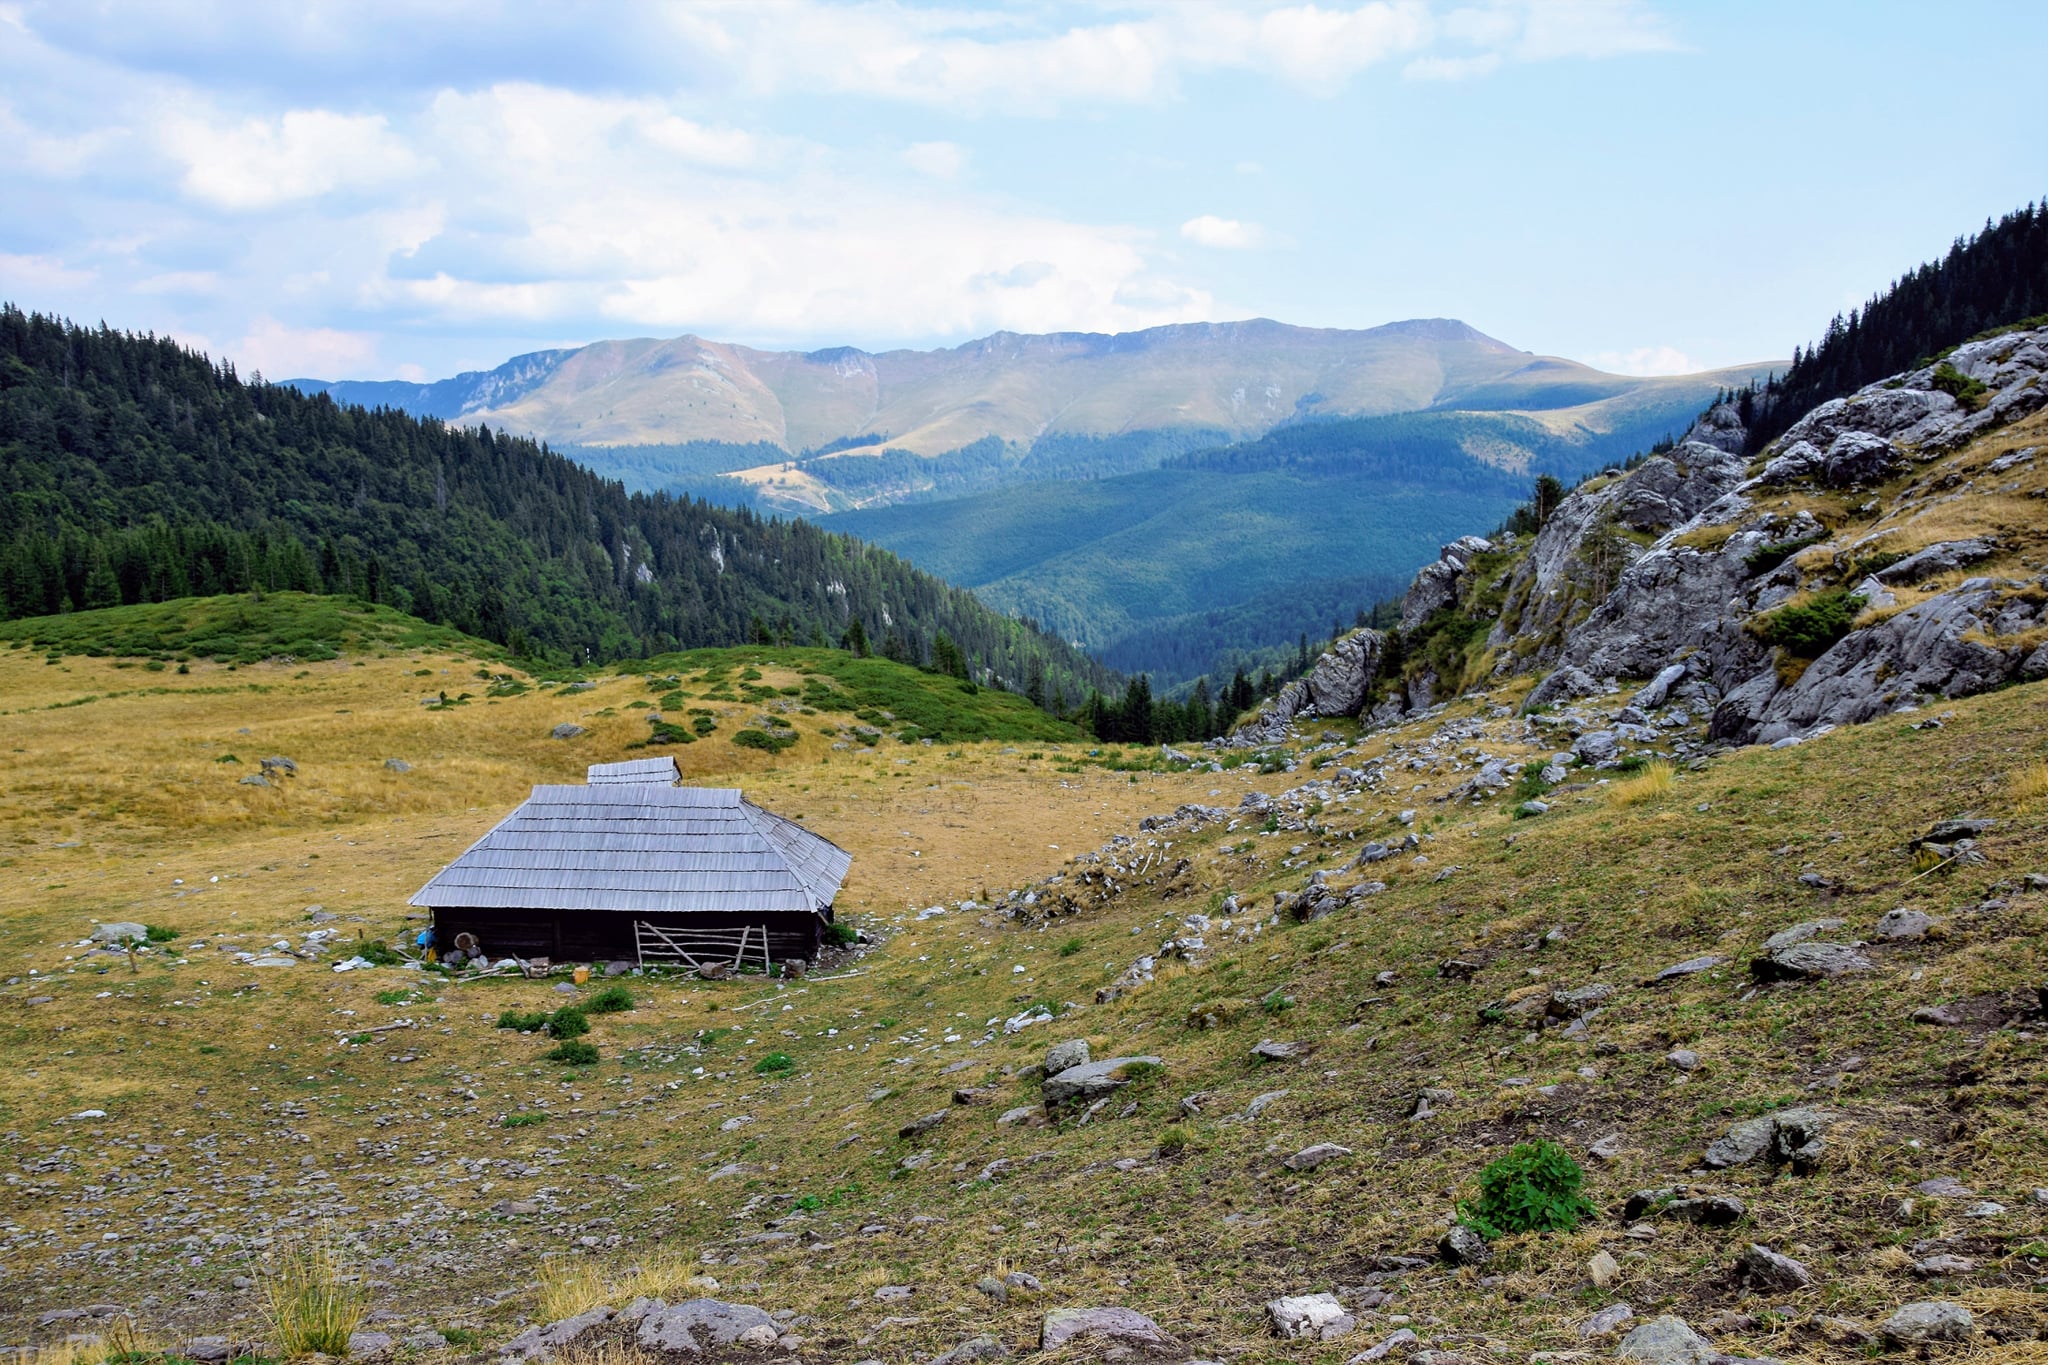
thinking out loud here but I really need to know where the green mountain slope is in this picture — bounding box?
[823,408,1701,685]
[0,306,1113,701]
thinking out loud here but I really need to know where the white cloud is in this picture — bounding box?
[1181,215,1265,249]
[1592,344,1698,376]
[1404,52,1502,80]
[234,315,382,378]
[903,140,966,178]
[162,106,426,210]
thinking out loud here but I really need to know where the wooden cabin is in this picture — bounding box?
[409,772,850,969]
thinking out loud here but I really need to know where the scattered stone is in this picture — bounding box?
[1579,1303,1634,1339]
[996,1106,1036,1126]
[1588,1133,1625,1162]
[550,724,585,740]
[1041,1057,1161,1106]
[1283,1142,1352,1172]
[347,1332,395,1356]
[1266,1292,1357,1340]
[1963,1200,2005,1218]
[1588,1250,1622,1288]
[500,1306,615,1362]
[1038,1307,1178,1355]
[382,759,412,773]
[1437,1225,1490,1267]
[1751,942,1874,981]
[1735,1244,1812,1291]
[403,1332,449,1351]
[1913,1254,1975,1277]
[183,1338,233,1362]
[1880,1301,1974,1345]
[1760,919,1845,951]
[1807,1314,1872,1347]
[1703,1108,1831,1171]
[1648,955,1724,984]
[1874,908,1936,941]
[1252,1039,1311,1062]
[238,773,272,787]
[1614,1314,1713,1363]
[1914,1176,1973,1198]
[898,1110,948,1139]
[1346,1328,1419,1362]
[636,1300,781,1354]
[1043,1039,1091,1076]
[930,1336,1009,1365]
[874,1286,913,1301]
[1666,1049,1700,1071]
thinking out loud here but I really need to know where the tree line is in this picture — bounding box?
[0,305,1116,703]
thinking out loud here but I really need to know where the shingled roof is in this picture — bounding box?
[409,785,851,915]
[586,756,681,785]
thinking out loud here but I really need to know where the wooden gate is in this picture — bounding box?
[634,921,774,973]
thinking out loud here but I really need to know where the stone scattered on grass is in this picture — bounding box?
[1265,1292,1357,1340]
[1880,1300,1974,1345]
[1038,1306,1178,1355]
[1735,1243,1812,1291]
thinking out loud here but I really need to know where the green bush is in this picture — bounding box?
[1930,361,1989,412]
[753,1052,796,1075]
[354,939,403,966]
[143,924,179,943]
[1752,588,1865,658]
[584,984,634,1014]
[1744,532,1829,575]
[824,921,858,946]
[545,1006,590,1039]
[501,1112,545,1128]
[1459,1139,1597,1240]
[1156,1127,1187,1159]
[1057,936,1084,957]
[733,728,797,753]
[496,1009,549,1033]
[545,1040,600,1065]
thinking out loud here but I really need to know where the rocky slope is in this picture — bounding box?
[1231,325,2048,754]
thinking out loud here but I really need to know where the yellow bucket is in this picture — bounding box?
[572,965,591,985]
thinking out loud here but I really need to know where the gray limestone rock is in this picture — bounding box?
[1043,1038,1091,1076]
[1038,1307,1178,1354]
[1703,1107,1831,1170]
[550,723,586,740]
[1751,942,1874,981]
[1437,1225,1490,1267]
[1880,1301,1974,1345]
[1873,908,1936,941]
[1266,1292,1357,1340]
[88,922,150,944]
[1735,1244,1812,1291]
[1874,537,1999,584]
[1760,919,1845,951]
[500,1306,615,1362]
[1282,1142,1351,1172]
[347,1332,395,1357]
[634,1300,779,1354]
[1041,1057,1161,1106]
[1580,1304,1634,1339]
[1630,663,1688,710]
[1614,1314,1713,1364]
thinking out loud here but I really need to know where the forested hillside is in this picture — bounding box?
[0,307,1113,699]
[1743,199,2048,450]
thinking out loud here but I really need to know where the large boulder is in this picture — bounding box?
[634,1299,779,1354]
[1614,1314,1714,1363]
[1302,629,1385,717]
[1881,1301,1974,1345]
[1399,536,1492,631]
[1042,1057,1161,1106]
[1039,1307,1178,1354]
[500,1306,614,1362]
[1725,582,2030,746]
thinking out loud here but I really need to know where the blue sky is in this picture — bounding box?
[2,1,2042,382]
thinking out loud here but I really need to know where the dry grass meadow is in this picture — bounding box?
[1,627,2045,1362]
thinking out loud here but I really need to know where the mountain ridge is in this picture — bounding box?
[284,317,1774,470]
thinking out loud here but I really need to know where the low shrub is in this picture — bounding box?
[354,938,403,966]
[1459,1139,1597,1240]
[1751,588,1865,658]
[753,1052,796,1075]
[1156,1127,1188,1159]
[1057,936,1084,957]
[496,1009,549,1033]
[1930,361,1989,411]
[545,1006,590,1039]
[584,984,635,1014]
[502,1112,545,1128]
[143,924,178,943]
[544,1040,600,1065]
[824,921,858,946]
[733,728,797,753]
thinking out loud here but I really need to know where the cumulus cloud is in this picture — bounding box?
[1591,344,1699,376]
[161,107,426,210]
[1181,215,1265,249]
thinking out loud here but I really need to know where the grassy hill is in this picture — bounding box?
[0,618,2042,1360]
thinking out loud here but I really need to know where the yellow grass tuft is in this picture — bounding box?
[262,1237,368,1358]
[536,1256,613,1321]
[2010,760,2048,810]
[1605,760,1675,807]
